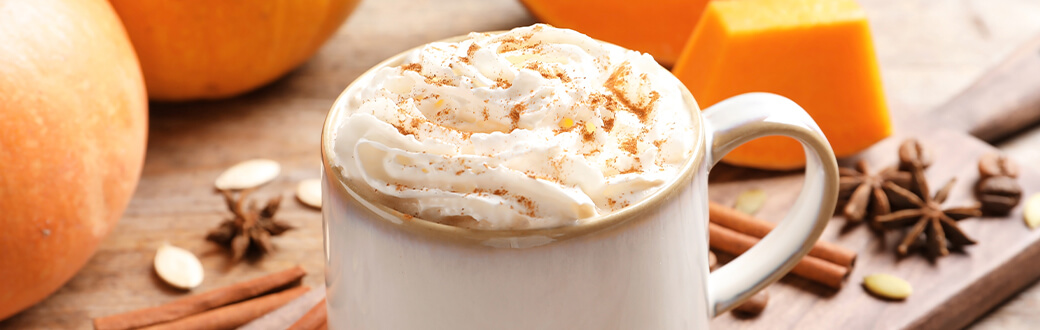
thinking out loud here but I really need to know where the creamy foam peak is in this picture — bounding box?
[332,24,695,229]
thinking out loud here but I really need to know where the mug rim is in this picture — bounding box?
[320,31,707,244]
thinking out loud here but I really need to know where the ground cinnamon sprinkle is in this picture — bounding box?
[509,103,524,130]
[493,78,512,89]
[434,109,449,121]
[496,31,540,53]
[602,117,615,132]
[516,195,537,217]
[582,147,601,156]
[401,63,422,72]
[620,137,638,154]
[424,75,450,87]
[620,156,642,174]
[392,123,409,136]
[555,72,572,83]
[604,62,659,123]
[524,171,556,183]
[580,124,595,142]
[524,62,571,83]
[459,43,479,64]
[587,93,619,132]
[496,35,524,53]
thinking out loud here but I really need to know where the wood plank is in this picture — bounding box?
[923,33,1040,143]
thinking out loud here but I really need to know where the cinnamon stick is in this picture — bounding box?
[288,297,327,330]
[240,287,326,330]
[709,201,857,268]
[93,266,306,330]
[709,223,849,289]
[142,286,310,330]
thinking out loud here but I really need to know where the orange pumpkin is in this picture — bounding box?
[519,0,712,67]
[672,0,891,170]
[108,0,361,101]
[0,0,147,320]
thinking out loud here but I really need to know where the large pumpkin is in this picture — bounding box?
[0,0,147,320]
[108,0,361,101]
[519,0,711,67]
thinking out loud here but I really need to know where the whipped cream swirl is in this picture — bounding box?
[332,24,696,230]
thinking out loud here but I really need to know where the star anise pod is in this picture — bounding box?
[876,168,981,258]
[839,159,912,225]
[207,189,293,262]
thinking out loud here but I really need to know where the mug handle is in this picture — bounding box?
[702,93,840,316]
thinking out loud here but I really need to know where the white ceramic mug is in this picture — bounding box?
[321,36,839,330]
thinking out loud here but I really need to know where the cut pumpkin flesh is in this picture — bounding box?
[672,0,892,170]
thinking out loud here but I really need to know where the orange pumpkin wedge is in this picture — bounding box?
[673,0,892,170]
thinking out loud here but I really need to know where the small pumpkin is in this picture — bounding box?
[0,0,148,320]
[109,0,362,101]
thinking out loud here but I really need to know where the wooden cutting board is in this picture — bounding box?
[709,130,1040,330]
[2,0,1040,329]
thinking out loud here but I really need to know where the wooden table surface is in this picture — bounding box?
[3,0,1040,328]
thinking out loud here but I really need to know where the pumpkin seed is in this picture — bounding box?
[154,243,204,290]
[1025,193,1040,229]
[296,178,323,209]
[214,159,281,190]
[862,273,911,300]
[734,188,767,215]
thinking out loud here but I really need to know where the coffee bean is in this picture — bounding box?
[977,176,1023,215]
[978,153,1020,179]
[898,139,932,171]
